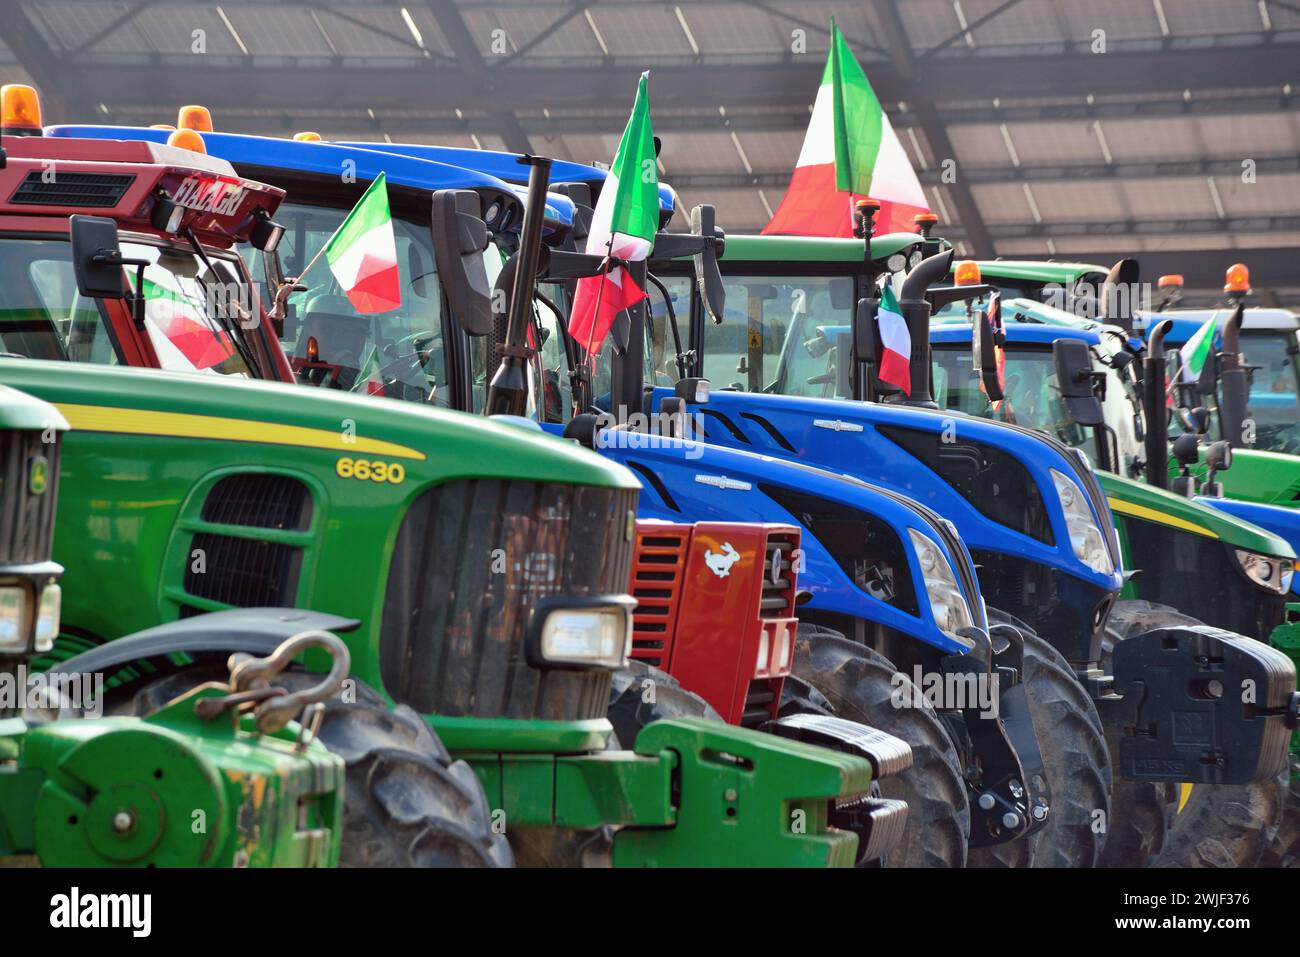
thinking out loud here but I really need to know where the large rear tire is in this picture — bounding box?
[606,659,723,745]
[788,625,970,868]
[115,667,513,868]
[973,612,1112,868]
[1107,600,1283,868]
[1260,779,1300,868]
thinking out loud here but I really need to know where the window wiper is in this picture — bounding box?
[181,227,259,376]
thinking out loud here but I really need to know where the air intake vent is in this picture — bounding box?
[183,532,302,607]
[630,529,688,667]
[10,170,135,207]
[201,473,312,530]
[741,678,779,728]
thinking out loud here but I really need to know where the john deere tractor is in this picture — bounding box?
[0,384,351,867]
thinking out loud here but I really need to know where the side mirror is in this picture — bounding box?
[853,297,878,364]
[690,205,726,324]
[70,215,128,299]
[1053,338,1104,427]
[972,303,1005,402]
[431,189,493,336]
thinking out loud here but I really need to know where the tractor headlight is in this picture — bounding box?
[1235,549,1294,595]
[35,583,61,653]
[0,585,25,652]
[908,529,974,643]
[1051,468,1114,576]
[527,597,634,670]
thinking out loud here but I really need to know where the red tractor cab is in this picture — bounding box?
[0,85,290,382]
[630,520,800,726]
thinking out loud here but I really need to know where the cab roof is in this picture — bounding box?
[0,134,284,246]
[1135,307,1300,343]
[972,260,1107,284]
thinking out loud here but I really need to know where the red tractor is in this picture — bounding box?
[0,85,289,382]
[617,520,799,729]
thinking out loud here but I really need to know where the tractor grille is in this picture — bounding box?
[741,678,780,728]
[200,473,312,530]
[10,170,135,207]
[630,528,688,668]
[0,429,60,565]
[380,480,636,721]
[183,532,302,607]
[761,528,798,618]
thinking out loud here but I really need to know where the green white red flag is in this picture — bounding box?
[323,172,401,314]
[876,280,910,392]
[569,72,659,354]
[763,21,930,237]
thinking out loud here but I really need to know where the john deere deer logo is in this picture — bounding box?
[28,455,48,495]
[704,542,741,578]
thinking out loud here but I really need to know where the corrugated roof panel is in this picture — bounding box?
[315,8,431,57]
[137,4,243,55]
[1028,180,1126,221]
[587,5,694,55]
[734,129,805,173]
[677,3,789,54]
[798,2,885,50]
[1004,120,1105,164]
[1053,0,1163,42]
[898,0,965,49]
[1215,172,1300,216]
[658,131,744,175]
[31,2,153,53]
[964,0,1066,46]
[1097,116,1202,161]
[548,133,623,166]
[1161,0,1263,37]
[395,7,456,57]
[225,5,334,56]
[1117,177,1209,219]
[949,124,1015,166]
[971,183,1036,224]
[462,5,603,58]
[676,188,770,231]
[1195,114,1300,157]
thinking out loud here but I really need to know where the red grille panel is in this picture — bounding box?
[630,527,689,668]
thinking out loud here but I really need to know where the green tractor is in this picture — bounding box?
[0,384,352,867]
[0,247,898,867]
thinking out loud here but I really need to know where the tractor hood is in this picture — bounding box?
[1102,471,1293,559]
[0,359,639,494]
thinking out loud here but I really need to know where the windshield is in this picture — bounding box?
[1241,330,1300,453]
[932,341,1147,477]
[687,273,854,396]
[1,234,252,376]
[246,200,448,404]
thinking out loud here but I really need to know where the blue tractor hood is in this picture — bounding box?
[539,423,986,656]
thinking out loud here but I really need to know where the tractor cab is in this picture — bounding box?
[0,87,288,382]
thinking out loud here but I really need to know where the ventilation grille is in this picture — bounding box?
[761,529,798,619]
[0,429,60,565]
[630,530,688,668]
[741,678,780,728]
[380,480,635,721]
[183,532,303,608]
[10,170,135,207]
[200,473,312,530]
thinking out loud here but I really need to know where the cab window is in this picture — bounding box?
[15,243,121,365]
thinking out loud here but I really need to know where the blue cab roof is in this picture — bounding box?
[45,124,574,230]
[336,140,678,216]
[931,323,1101,346]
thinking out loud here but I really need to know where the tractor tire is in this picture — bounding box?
[1260,779,1300,868]
[788,624,970,868]
[111,666,513,868]
[606,659,724,746]
[967,609,1111,868]
[1106,600,1284,869]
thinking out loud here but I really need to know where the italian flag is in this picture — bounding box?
[140,276,236,371]
[1179,312,1218,384]
[877,280,910,393]
[569,72,658,354]
[323,172,401,314]
[763,21,930,238]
